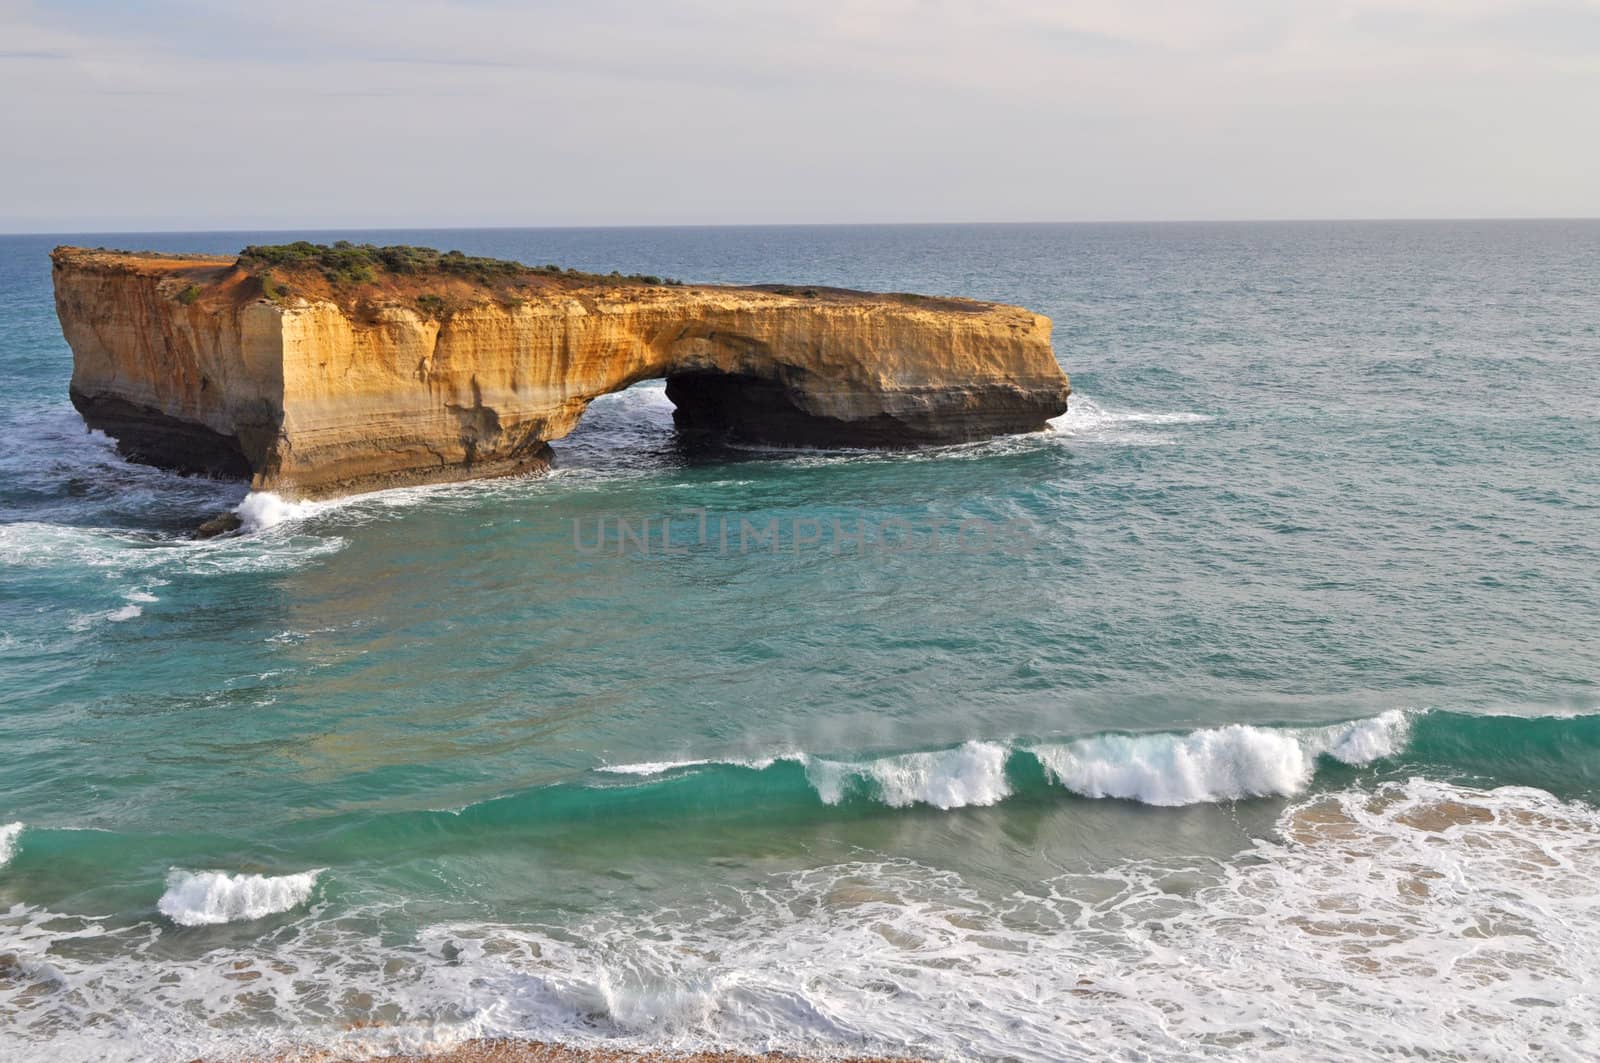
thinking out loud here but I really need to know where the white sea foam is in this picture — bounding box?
[595,759,712,776]
[1034,726,1312,804]
[0,520,345,583]
[324,780,1600,1061]
[5,779,1599,1062]
[233,492,326,533]
[1048,394,1214,446]
[0,521,153,571]
[594,715,1409,809]
[231,477,570,534]
[1032,711,1408,805]
[1312,707,1410,763]
[595,755,782,777]
[68,603,145,631]
[157,869,322,927]
[0,823,21,867]
[804,740,1013,809]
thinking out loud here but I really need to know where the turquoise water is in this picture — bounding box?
[2,222,1599,1061]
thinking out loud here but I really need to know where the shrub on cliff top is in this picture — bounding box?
[237,242,683,288]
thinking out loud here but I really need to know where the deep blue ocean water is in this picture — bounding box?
[2,222,1599,1061]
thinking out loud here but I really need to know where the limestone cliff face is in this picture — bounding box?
[52,248,1071,499]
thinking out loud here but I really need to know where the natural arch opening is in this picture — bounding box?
[665,368,948,448]
[560,366,989,459]
[666,369,830,446]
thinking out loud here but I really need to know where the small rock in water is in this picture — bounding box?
[194,511,242,539]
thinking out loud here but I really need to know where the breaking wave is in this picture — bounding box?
[231,491,333,534]
[806,740,1014,809]
[5,779,1598,1062]
[1048,394,1214,445]
[416,780,1600,1061]
[595,758,715,776]
[1030,711,1407,805]
[156,869,323,927]
[595,712,1410,811]
[0,823,20,867]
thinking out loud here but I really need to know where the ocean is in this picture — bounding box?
[2,221,1598,1061]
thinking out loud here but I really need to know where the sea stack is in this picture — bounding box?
[51,244,1071,499]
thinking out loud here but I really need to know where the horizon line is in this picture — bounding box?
[4,214,1600,238]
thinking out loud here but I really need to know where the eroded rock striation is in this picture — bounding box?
[52,245,1071,499]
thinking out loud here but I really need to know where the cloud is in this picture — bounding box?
[1,0,1596,229]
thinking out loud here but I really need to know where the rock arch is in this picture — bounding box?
[53,249,1072,499]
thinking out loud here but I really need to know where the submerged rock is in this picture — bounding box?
[194,511,243,539]
[52,244,1071,499]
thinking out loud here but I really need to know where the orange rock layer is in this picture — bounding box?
[52,248,1070,499]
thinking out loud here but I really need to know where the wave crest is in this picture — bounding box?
[4,778,1596,1063]
[0,823,21,867]
[805,740,1012,810]
[1048,394,1214,446]
[234,492,324,533]
[1032,711,1407,806]
[157,869,322,926]
[593,713,1415,811]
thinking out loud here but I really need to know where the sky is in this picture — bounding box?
[2,0,1598,232]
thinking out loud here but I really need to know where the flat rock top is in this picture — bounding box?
[50,245,1008,318]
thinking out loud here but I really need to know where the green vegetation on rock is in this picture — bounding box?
[237,241,683,288]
